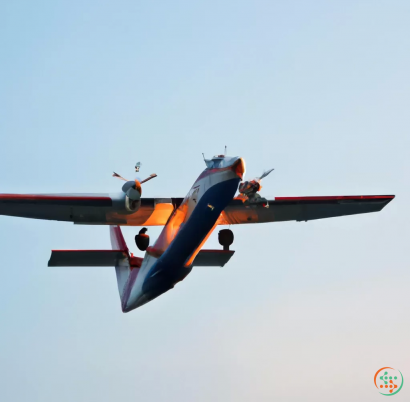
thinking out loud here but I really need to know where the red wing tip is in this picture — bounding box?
[51,250,127,253]
[0,194,112,201]
[275,195,395,201]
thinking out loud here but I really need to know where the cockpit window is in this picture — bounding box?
[204,160,214,169]
[203,155,240,170]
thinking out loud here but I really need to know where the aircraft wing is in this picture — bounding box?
[220,195,395,225]
[0,193,394,226]
[0,193,181,226]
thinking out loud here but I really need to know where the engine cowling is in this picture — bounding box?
[125,197,141,212]
[238,168,274,201]
[238,180,261,198]
[122,180,142,212]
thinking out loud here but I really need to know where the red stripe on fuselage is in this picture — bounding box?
[194,166,233,183]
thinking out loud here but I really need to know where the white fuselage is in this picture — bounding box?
[120,155,245,312]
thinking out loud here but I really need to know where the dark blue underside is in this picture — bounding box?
[142,177,240,300]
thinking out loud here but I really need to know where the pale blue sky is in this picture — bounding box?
[1,1,409,401]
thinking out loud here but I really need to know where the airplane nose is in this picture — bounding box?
[232,158,246,180]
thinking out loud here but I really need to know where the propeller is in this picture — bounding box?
[112,171,157,201]
[238,168,274,200]
[112,172,128,182]
[140,173,157,184]
[256,168,274,182]
[112,172,157,184]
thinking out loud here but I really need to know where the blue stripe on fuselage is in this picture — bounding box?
[141,177,240,300]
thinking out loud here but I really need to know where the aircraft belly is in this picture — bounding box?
[141,177,240,299]
[119,169,241,311]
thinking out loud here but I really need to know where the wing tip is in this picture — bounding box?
[382,195,395,208]
[274,195,396,202]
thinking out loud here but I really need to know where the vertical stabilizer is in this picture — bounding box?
[110,226,131,300]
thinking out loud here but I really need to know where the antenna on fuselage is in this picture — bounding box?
[224,145,227,156]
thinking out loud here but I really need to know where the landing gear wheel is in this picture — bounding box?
[218,229,234,251]
[135,227,149,251]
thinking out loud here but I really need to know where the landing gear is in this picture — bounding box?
[135,227,149,251]
[218,229,234,251]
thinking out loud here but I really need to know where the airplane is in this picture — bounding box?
[0,154,394,312]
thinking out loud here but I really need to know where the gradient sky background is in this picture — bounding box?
[1,1,409,401]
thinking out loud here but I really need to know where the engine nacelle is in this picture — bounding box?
[238,169,273,201]
[238,180,261,199]
[125,197,141,212]
[122,180,142,212]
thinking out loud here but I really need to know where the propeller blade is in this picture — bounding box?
[258,168,274,181]
[140,173,157,184]
[112,172,128,182]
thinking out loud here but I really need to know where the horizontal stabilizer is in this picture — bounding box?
[193,250,235,267]
[48,250,129,267]
[49,248,232,268]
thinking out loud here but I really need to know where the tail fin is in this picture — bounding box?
[110,226,142,303]
[110,225,128,252]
